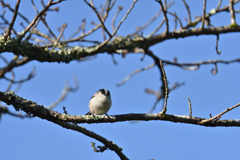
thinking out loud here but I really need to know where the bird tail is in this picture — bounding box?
[85,111,91,115]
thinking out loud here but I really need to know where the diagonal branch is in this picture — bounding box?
[84,0,112,37]
[156,0,169,34]
[21,0,64,38]
[117,63,155,86]
[97,0,138,49]
[0,90,128,159]
[46,75,79,110]
[182,0,191,24]
[53,121,129,160]
[4,0,21,40]
[200,103,240,124]
[132,1,174,36]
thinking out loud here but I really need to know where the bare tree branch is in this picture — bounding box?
[46,75,79,110]
[21,0,64,38]
[0,105,32,119]
[146,82,184,113]
[0,57,32,78]
[229,0,237,26]
[156,0,169,34]
[187,97,192,117]
[2,66,36,83]
[182,0,191,24]
[117,63,155,86]
[0,90,128,159]
[4,0,21,40]
[201,0,207,29]
[1,91,240,127]
[200,103,240,124]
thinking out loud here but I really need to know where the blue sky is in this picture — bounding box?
[1,0,240,160]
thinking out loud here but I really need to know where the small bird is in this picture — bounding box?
[86,89,112,116]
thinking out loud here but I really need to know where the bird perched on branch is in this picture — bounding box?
[86,89,112,116]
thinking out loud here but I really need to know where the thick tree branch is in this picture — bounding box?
[0,105,31,118]
[0,91,240,127]
[2,25,240,63]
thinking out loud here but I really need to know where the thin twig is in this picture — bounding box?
[147,19,165,37]
[91,142,108,153]
[182,0,191,24]
[156,0,169,34]
[81,19,86,36]
[229,0,237,25]
[21,0,64,38]
[0,55,14,91]
[41,14,57,40]
[117,63,155,86]
[187,97,192,117]
[162,58,240,69]
[146,82,184,113]
[145,49,168,114]
[216,34,221,54]
[112,6,123,34]
[159,60,168,114]
[0,0,31,23]
[132,2,174,36]
[211,63,218,75]
[51,0,65,5]
[69,25,82,39]
[112,0,138,37]
[0,8,18,36]
[56,23,67,42]
[5,71,14,92]
[0,57,32,78]
[31,0,39,13]
[97,0,138,49]
[200,103,240,124]
[182,0,240,29]
[84,0,112,37]
[168,11,183,29]
[216,0,222,10]
[3,67,36,83]
[201,0,207,29]
[4,0,21,40]
[47,75,79,110]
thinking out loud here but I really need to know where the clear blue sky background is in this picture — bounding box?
[1,0,240,160]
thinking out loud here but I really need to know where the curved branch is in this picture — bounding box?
[53,121,129,160]
[0,57,32,78]
[3,66,36,83]
[0,91,128,160]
